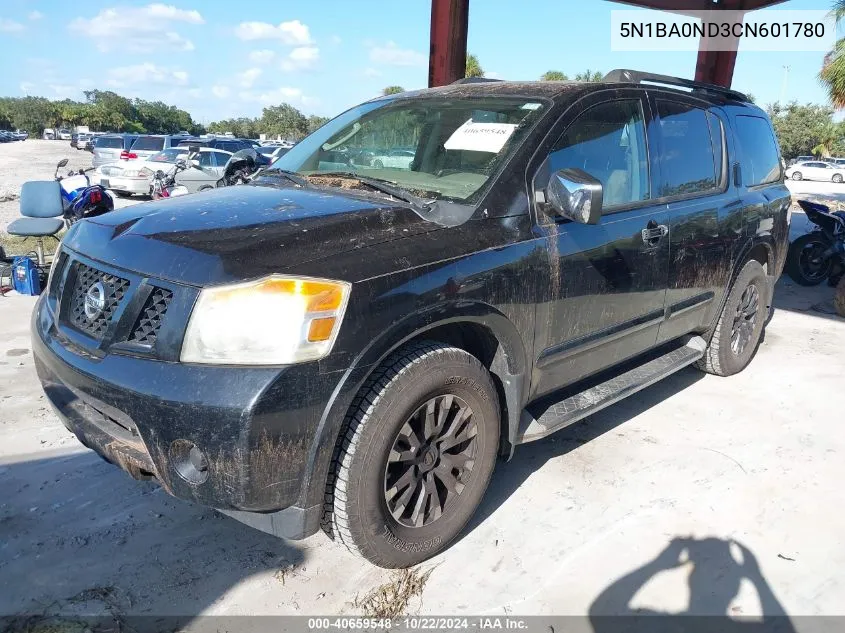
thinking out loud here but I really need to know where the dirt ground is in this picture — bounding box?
[2,140,845,625]
[2,280,844,623]
[0,140,140,233]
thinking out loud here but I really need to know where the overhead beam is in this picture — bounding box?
[428,0,469,87]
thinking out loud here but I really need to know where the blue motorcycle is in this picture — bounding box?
[53,158,115,224]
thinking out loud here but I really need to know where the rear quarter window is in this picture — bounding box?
[656,100,722,198]
[734,115,782,187]
[131,136,166,152]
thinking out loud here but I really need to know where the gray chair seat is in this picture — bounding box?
[7,217,64,236]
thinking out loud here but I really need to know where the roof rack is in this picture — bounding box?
[451,77,503,85]
[603,69,749,103]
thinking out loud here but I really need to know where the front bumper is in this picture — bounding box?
[31,288,341,539]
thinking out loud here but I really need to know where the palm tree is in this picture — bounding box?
[465,54,484,78]
[820,0,845,107]
[575,69,603,82]
[382,86,405,95]
[541,70,568,81]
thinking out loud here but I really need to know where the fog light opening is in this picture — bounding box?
[170,439,209,485]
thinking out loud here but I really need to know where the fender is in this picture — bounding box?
[296,300,531,510]
[705,234,776,338]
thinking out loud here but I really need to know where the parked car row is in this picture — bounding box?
[785,160,845,183]
[0,130,28,142]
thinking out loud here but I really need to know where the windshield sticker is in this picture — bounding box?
[443,119,518,154]
[521,102,542,110]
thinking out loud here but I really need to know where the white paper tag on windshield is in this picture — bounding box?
[443,119,517,153]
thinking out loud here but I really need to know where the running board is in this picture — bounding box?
[516,336,706,445]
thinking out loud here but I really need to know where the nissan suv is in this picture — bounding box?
[32,70,790,568]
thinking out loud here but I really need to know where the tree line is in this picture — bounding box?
[207,105,329,141]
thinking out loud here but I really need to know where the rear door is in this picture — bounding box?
[650,93,741,344]
[531,90,671,397]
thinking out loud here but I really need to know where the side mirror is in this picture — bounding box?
[546,168,602,225]
[191,159,201,169]
[57,158,69,168]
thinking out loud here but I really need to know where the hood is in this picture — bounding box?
[62,183,449,286]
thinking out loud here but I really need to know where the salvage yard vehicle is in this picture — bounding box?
[32,70,790,568]
[92,134,139,168]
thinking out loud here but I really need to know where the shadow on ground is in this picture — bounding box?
[0,450,307,629]
[589,537,795,632]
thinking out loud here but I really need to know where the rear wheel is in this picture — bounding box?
[786,233,832,286]
[697,260,767,377]
[373,160,384,169]
[835,276,845,318]
[792,172,803,181]
[325,341,500,568]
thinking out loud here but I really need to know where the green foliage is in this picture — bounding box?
[541,71,568,81]
[465,54,484,78]
[208,104,317,141]
[307,115,330,134]
[574,69,603,82]
[382,86,405,95]
[0,90,204,136]
[766,101,843,158]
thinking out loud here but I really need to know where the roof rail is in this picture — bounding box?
[451,77,503,85]
[603,69,749,102]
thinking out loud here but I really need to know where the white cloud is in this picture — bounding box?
[212,85,231,99]
[20,82,35,94]
[279,46,319,72]
[249,49,276,64]
[368,41,426,67]
[362,67,381,78]
[0,18,24,32]
[238,67,262,88]
[235,19,311,44]
[28,11,44,21]
[68,4,204,52]
[107,63,190,87]
[240,86,317,108]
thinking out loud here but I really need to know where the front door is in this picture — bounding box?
[532,92,670,399]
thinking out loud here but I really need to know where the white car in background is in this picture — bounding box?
[95,147,189,197]
[371,149,415,170]
[785,160,845,183]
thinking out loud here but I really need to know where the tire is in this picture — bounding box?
[114,191,132,198]
[835,276,845,318]
[786,233,832,286]
[325,341,500,568]
[697,260,768,377]
[373,160,384,169]
[792,172,803,181]
[833,174,843,184]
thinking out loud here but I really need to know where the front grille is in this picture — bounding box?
[68,262,130,339]
[129,287,173,345]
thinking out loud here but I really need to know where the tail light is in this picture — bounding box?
[89,189,102,204]
[120,151,138,160]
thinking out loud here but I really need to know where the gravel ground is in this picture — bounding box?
[0,140,142,233]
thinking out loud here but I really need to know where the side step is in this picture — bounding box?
[516,336,706,445]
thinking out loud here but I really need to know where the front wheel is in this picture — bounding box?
[697,260,768,377]
[791,172,803,181]
[325,341,500,568]
[786,233,832,286]
[833,174,843,184]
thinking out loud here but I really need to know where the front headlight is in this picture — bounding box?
[180,275,351,365]
[122,169,140,178]
[139,167,153,178]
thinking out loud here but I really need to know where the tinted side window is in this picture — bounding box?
[212,152,231,167]
[734,116,782,187]
[548,99,650,209]
[198,152,215,167]
[656,101,720,198]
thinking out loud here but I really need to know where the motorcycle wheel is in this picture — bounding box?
[786,233,832,286]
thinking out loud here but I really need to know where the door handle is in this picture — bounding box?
[641,223,669,244]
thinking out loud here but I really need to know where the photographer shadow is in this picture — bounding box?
[589,537,795,633]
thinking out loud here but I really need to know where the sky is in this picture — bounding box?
[0,0,839,125]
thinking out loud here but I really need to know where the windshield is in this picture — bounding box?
[269,96,549,203]
[95,136,123,149]
[149,147,186,163]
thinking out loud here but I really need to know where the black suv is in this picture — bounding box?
[32,70,790,568]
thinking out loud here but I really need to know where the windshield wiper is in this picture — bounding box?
[314,172,431,212]
[259,167,309,188]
